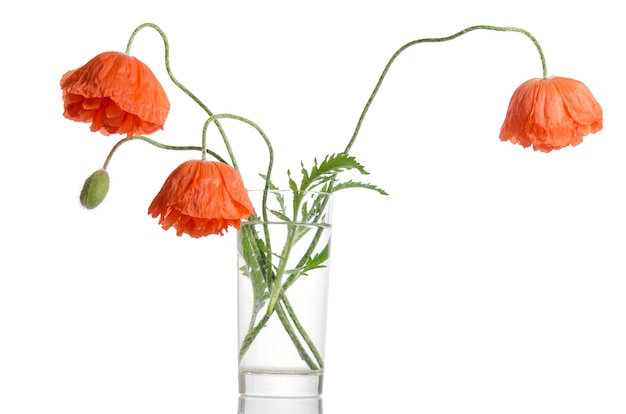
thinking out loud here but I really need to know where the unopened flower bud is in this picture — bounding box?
[80,169,109,209]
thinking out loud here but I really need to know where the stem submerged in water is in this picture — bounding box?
[238,192,332,370]
[238,224,323,370]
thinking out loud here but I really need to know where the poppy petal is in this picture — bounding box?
[60,51,170,137]
[499,76,603,152]
[148,160,255,238]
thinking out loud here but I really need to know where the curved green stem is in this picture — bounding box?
[238,295,319,370]
[238,223,317,367]
[125,22,238,168]
[202,113,276,270]
[280,294,324,368]
[265,225,296,317]
[201,113,274,220]
[274,301,319,369]
[102,135,227,170]
[238,192,331,367]
[343,24,548,153]
[239,312,270,362]
[262,187,311,316]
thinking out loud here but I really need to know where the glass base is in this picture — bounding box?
[237,396,322,414]
[239,370,323,397]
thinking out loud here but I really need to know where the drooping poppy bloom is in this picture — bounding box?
[499,76,603,152]
[148,160,255,238]
[60,51,170,137]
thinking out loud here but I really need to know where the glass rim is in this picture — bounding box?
[243,189,333,226]
[246,189,333,197]
[240,219,331,226]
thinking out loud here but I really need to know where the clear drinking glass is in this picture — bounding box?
[237,190,333,397]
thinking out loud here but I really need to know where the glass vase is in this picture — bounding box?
[237,190,333,397]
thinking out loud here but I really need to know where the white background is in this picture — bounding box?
[1,1,625,413]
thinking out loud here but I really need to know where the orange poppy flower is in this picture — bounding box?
[148,160,255,238]
[499,76,603,152]
[60,51,170,137]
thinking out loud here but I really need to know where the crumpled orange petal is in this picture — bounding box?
[60,51,170,137]
[148,160,255,238]
[499,76,603,152]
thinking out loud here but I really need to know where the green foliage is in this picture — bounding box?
[239,152,385,368]
[239,226,271,315]
[293,152,370,192]
[332,180,388,195]
[262,153,387,223]
[302,243,330,273]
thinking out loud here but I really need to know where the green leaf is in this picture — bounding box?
[271,190,287,216]
[331,180,388,195]
[239,227,271,316]
[269,208,291,222]
[298,153,370,193]
[287,170,298,193]
[303,243,330,273]
[282,242,330,290]
[258,173,279,190]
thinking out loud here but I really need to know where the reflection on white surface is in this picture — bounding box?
[238,396,322,414]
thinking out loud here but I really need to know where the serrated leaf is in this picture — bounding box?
[271,190,287,216]
[269,208,291,221]
[299,153,370,192]
[258,173,279,190]
[287,170,298,193]
[331,180,388,195]
[239,227,271,316]
[303,243,330,272]
[282,241,330,290]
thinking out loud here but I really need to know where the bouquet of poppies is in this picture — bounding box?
[60,23,602,372]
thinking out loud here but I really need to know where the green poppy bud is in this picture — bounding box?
[80,169,110,209]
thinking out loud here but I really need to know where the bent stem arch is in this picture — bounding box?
[343,24,548,154]
[125,22,239,170]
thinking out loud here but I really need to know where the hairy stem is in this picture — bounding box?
[344,24,548,153]
[125,22,238,169]
[102,135,227,170]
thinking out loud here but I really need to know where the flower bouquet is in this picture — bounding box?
[60,23,602,397]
